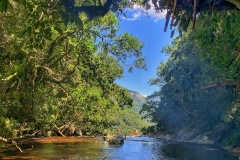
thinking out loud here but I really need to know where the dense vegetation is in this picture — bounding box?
[142,10,240,148]
[0,0,149,144]
[107,90,149,136]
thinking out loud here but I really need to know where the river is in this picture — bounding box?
[0,137,239,160]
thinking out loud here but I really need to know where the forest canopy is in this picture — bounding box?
[1,0,239,32]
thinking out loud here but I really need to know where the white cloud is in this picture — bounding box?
[122,2,167,22]
[125,11,143,21]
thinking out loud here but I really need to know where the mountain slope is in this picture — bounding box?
[128,90,146,113]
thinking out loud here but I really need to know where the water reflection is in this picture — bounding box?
[0,137,238,160]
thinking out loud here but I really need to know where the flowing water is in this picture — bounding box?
[0,137,238,160]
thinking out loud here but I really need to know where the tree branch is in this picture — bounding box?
[192,0,197,29]
[164,7,171,32]
[47,31,75,61]
[12,141,23,153]
[0,137,24,153]
[170,0,177,30]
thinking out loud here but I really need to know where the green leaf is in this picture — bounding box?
[54,26,63,34]
[21,28,28,36]
[27,26,32,36]
[0,0,8,12]
[45,27,52,40]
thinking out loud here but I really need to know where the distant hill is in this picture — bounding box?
[108,89,149,136]
[128,90,146,113]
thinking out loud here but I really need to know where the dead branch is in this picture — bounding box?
[47,31,76,61]
[35,66,54,75]
[236,52,240,61]
[52,124,67,137]
[31,130,40,136]
[26,145,34,151]
[12,140,23,153]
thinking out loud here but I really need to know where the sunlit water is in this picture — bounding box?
[0,137,238,160]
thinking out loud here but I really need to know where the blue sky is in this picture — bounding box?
[115,9,173,96]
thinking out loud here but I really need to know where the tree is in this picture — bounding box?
[0,0,146,145]
[143,10,240,147]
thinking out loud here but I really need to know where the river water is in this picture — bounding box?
[0,137,238,160]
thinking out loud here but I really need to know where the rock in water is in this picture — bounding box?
[107,136,124,145]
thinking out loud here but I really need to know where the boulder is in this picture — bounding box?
[107,136,124,145]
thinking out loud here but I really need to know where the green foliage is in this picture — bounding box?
[0,0,239,35]
[191,10,240,79]
[144,10,240,148]
[105,90,149,136]
[0,117,18,138]
[0,0,8,12]
[0,0,146,139]
[108,108,150,136]
[222,128,240,147]
[141,125,158,135]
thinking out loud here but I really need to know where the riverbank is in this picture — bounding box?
[17,136,101,144]
[1,135,127,151]
[0,136,103,153]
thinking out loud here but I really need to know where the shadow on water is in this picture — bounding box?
[161,141,238,160]
[0,137,238,160]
